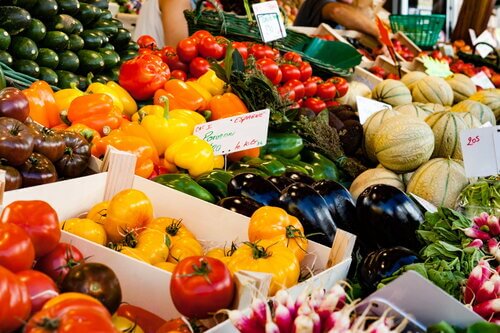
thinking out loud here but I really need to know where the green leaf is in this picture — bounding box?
[467,322,500,333]
[210,60,229,84]
[224,43,234,80]
[231,46,245,73]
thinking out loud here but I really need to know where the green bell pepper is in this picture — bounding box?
[261,132,304,159]
[244,157,286,176]
[152,174,216,203]
[300,150,339,181]
[262,154,313,176]
[229,167,270,178]
[195,170,233,202]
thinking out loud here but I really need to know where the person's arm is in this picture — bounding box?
[322,2,380,39]
[159,0,192,47]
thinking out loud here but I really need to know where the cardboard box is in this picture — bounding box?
[3,172,352,332]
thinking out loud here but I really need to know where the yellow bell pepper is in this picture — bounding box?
[165,135,214,177]
[186,81,212,109]
[141,112,193,156]
[54,88,84,112]
[86,82,124,113]
[197,69,226,96]
[214,155,224,169]
[131,105,164,122]
[169,109,206,127]
[106,81,137,116]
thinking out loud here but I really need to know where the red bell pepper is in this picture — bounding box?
[118,54,171,101]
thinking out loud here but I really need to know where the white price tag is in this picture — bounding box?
[356,96,391,124]
[471,71,495,89]
[252,1,286,43]
[460,126,500,177]
[409,193,438,213]
[417,0,433,10]
[480,121,493,128]
[194,109,270,156]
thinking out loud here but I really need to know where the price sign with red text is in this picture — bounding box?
[194,109,270,156]
[460,126,500,177]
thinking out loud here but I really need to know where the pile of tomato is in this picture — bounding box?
[134,31,349,114]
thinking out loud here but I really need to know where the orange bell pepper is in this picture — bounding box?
[116,120,159,164]
[31,81,61,127]
[92,134,156,178]
[67,94,122,136]
[153,89,185,110]
[209,92,248,120]
[163,79,205,111]
[22,87,49,127]
[66,123,101,144]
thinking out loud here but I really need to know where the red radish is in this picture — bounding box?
[324,308,352,332]
[229,310,264,333]
[275,303,293,333]
[463,227,492,240]
[468,239,484,248]
[293,315,313,333]
[473,298,500,319]
[464,261,492,304]
[473,213,490,228]
[275,290,289,305]
[309,312,321,333]
[475,280,496,304]
[487,215,500,236]
[251,298,269,328]
[265,321,280,333]
[317,285,346,323]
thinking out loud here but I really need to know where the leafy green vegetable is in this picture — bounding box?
[456,177,500,218]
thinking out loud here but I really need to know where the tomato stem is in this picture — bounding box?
[179,259,213,284]
[35,317,61,330]
[285,225,308,254]
[244,241,276,260]
[165,218,184,237]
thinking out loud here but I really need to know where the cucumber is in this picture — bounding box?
[90,29,108,44]
[56,0,80,15]
[77,75,91,90]
[92,73,113,83]
[80,0,109,10]
[12,59,40,77]
[75,3,102,26]
[36,48,59,69]
[110,28,132,49]
[32,0,58,18]
[0,29,11,51]
[119,49,138,62]
[73,19,84,34]
[41,31,69,51]
[100,43,114,51]
[99,49,119,69]
[0,51,13,66]
[92,20,118,37]
[77,49,104,74]
[57,50,79,72]
[109,19,123,29]
[99,9,112,20]
[46,14,80,35]
[56,70,79,88]
[39,67,58,86]
[126,41,139,51]
[6,0,37,9]
[103,67,119,81]
[68,34,84,52]
[79,30,103,49]
[21,18,46,42]
[9,36,38,60]
[0,6,32,35]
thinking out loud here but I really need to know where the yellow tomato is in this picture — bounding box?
[154,261,177,272]
[205,243,238,265]
[87,201,109,224]
[228,239,300,296]
[248,206,308,262]
[112,315,145,333]
[104,189,154,243]
[167,237,203,263]
[62,218,107,245]
[150,217,195,244]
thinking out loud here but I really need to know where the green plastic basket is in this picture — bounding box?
[389,14,445,48]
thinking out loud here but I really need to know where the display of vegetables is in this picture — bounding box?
[0,0,138,89]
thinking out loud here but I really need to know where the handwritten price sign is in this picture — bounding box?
[460,126,500,177]
[194,109,270,156]
[252,1,286,43]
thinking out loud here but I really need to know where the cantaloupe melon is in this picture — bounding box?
[402,171,414,187]
[425,111,468,160]
[412,76,454,106]
[457,112,482,128]
[419,103,448,113]
[445,73,477,103]
[401,71,427,90]
[373,115,435,172]
[349,167,404,200]
[372,79,412,106]
[469,89,500,121]
[406,158,468,208]
[451,100,496,125]
[362,108,401,162]
[337,81,372,109]
[394,103,433,120]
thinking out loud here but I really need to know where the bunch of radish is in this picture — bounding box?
[465,212,500,263]
[463,260,500,323]
[228,284,408,333]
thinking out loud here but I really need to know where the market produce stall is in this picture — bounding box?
[0,0,499,332]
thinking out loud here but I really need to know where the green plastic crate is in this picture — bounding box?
[389,14,445,48]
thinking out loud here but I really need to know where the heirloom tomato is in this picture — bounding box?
[0,223,35,272]
[34,242,84,285]
[0,265,31,333]
[17,270,59,313]
[117,304,166,333]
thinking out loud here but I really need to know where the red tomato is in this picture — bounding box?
[277,85,296,102]
[34,242,84,285]
[256,58,282,85]
[298,61,313,81]
[138,48,154,55]
[272,47,280,60]
[368,66,386,78]
[328,77,349,98]
[156,318,191,333]
[177,38,199,63]
[0,265,31,333]
[171,69,187,81]
[190,30,213,43]
[137,35,157,49]
[1,200,60,258]
[250,44,274,59]
[283,79,305,100]
[198,36,225,60]
[481,66,493,78]
[189,57,210,78]
[304,97,327,114]
[24,300,115,333]
[117,304,166,333]
[491,73,500,87]
[231,41,248,60]
[386,73,400,80]
[303,78,318,97]
[170,256,234,319]
[309,76,323,84]
[282,51,302,63]
[17,270,59,314]
[0,223,35,272]
[279,64,301,82]
[167,59,189,72]
[431,50,443,60]
[325,100,341,108]
[316,81,337,100]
